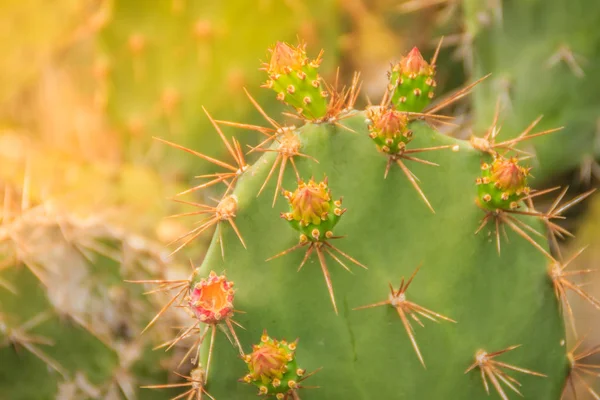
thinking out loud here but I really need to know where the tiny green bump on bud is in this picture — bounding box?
[242,331,302,396]
[282,178,344,242]
[477,155,531,211]
[366,106,411,155]
[263,41,328,120]
[389,47,436,112]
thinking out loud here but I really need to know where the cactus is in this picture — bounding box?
[463,0,600,182]
[97,0,340,172]
[0,133,199,399]
[0,185,185,399]
[140,40,600,399]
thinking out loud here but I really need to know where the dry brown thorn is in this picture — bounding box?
[550,247,600,337]
[125,276,191,335]
[157,315,245,379]
[424,73,491,116]
[539,187,596,256]
[142,366,215,400]
[579,154,600,187]
[465,345,546,400]
[0,258,17,294]
[470,100,563,156]
[281,70,362,131]
[475,199,555,261]
[216,90,321,207]
[155,107,248,197]
[0,311,68,377]
[546,44,585,78]
[383,143,451,214]
[275,67,361,125]
[353,264,455,367]
[250,130,319,207]
[267,235,366,315]
[168,194,245,258]
[562,336,600,399]
[0,170,53,286]
[321,70,362,130]
[216,88,289,146]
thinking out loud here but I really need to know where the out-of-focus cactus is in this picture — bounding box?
[139,40,600,399]
[97,0,340,173]
[0,0,86,107]
[0,184,185,399]
[463,0,600,182]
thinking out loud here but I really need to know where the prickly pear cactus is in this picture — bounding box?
[141,41,600,399]
[464,0,600,182]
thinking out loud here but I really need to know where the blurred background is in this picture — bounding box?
[0,0,598,398]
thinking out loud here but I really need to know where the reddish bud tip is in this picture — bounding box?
[398,47,433,76]
[268,42,307,75]
[374,109,409,137]
[491,157,529,193]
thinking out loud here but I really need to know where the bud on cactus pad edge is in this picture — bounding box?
[366,106,412,154]
[389,47,436,113]
[282,178,345,242]
[242,331,304,398]
[263,42,329,121]
[476,156,531,211]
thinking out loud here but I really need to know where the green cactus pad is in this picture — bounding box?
[189,113,568,398]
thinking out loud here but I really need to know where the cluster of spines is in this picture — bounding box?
[364,101,451,213]
[131,39,600,400]
[130,268,244,400]
[468,109,600,398]
[269,177,366,315]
